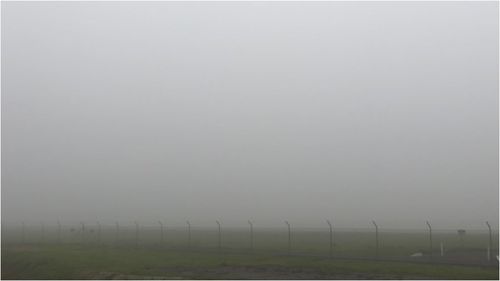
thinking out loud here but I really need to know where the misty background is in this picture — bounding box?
[2,2,498,230]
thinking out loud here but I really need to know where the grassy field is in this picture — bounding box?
[2,243,498,280]
[2,226,498,279]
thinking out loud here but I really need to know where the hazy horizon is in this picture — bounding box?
[2,2,498,230]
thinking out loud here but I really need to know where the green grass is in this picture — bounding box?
[2,243,498,280]
[2,227,498,279]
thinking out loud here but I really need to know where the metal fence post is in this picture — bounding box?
[372,220,379,258]
[134,221,139,249]
[486,221,492,262]
[285,221,291,255]
[426,221,433,260]
[327,220,333,257]
[81,222,85,244]
[216,220,221,251]
[97,221,101,245]
[57,220,62,244]
[248,220,254,251]
[115,222,120,246]
[40,222,45,244]
[22,222,25,244]
[158,221,164,244]
[187,221,191,249]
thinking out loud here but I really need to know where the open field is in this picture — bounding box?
[2,225,498,279]
[1,244,498,280]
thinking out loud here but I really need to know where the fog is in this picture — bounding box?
[2,2,498,230]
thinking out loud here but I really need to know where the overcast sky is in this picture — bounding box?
[2,2,498,229]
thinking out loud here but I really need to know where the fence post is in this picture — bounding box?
[187,221,191,249]
[486,221,492,262]
[158,221,164,245]
[97,221,101,245]
[285,221,291,255]
[216,220,221,251]
[81,222,85,244]
[134,221,139,249]
[115,222,120,246]
[327,220,333,258]
[426,221,433,260]
[372,221,379,258]
[248,220,254,251]
[40,222,45,244]
[22,222,25,244]
[57,220,62,244]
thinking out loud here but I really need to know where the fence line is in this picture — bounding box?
[3,220,498,266]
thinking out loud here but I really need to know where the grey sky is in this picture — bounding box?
[2,2,498,229]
